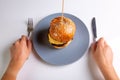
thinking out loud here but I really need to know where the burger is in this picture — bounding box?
[48,16,76,49]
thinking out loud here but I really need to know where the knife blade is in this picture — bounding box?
[92,17,97,41]
[27,18,33,38]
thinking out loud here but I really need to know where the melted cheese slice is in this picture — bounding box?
[48,34,63,44]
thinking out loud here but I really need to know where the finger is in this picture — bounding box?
[90,42,96,53]
[103,39,109,46]
[20,35,28,44]
[97,37,105,47]
[13,39,20,45]
[22,35,27,40]
[18,38,22,41]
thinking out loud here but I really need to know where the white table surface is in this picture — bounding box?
[0,0,120,80]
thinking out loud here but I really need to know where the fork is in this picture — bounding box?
[27,18,33,38]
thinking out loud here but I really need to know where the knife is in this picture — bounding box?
[91,17,97,42]
[27,18,33,38]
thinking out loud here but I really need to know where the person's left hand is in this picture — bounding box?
[1,35,32,80]
[10,35,32,65]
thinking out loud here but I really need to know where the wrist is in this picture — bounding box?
[99,64,114,73]
[1,62,18,80]
[99,64,119,80]
[5,61,20,75]
[2,58,26,80]
[6,59,25,74]
[2,68,17,80]
[99,63,113,70]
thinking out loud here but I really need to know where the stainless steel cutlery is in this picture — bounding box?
[91,17,97,42]
[27,18,33,38]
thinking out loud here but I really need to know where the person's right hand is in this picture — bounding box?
[90,38,113,68]
[90,38,119,80]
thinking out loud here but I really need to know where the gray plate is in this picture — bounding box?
[32,13,89,66]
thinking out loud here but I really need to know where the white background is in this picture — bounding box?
[0,0,120,80]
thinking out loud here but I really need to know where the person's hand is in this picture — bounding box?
[9,35,32,72]
[10,35,32,64]
[90,38,113,68]
[2,35,32,80]
[90,38,119,80]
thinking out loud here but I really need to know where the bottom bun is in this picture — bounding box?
[52,40,72,49]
